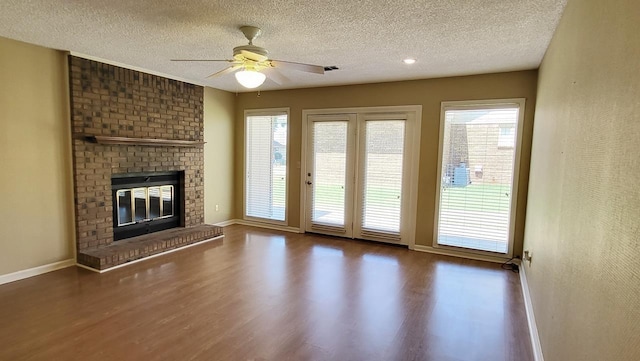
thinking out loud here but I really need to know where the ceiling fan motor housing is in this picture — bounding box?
[233,45,269,60]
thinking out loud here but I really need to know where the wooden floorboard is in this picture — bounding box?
[0,225,533,361]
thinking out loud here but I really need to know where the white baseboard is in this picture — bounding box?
[411,244,508,264]
[77,235,225,273]
[520,264,544,361]
[0,259,75,285]
[216,219,302,234]
[212,219,237,227]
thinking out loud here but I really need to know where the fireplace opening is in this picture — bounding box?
[111,171,184,241]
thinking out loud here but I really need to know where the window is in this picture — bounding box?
[435,99,524,255]
[244,109,289,223]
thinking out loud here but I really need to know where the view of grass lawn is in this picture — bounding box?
[273,168,509,218]
[299,182,508,213]
[271,150,510,249]
[440,183,511,212]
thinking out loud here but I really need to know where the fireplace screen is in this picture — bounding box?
[116,186,174,226]
[112,172,182,241]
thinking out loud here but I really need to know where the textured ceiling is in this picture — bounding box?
[0,0,566,92]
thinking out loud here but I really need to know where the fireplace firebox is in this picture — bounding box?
[111,172,184,241]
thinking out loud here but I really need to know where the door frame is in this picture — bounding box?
[300,105,422,248]
[303,113,357,238]
[432,98,526,259]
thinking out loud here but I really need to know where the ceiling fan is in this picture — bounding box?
[171,26,325,89]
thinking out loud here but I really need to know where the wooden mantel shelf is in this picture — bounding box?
[85,135,205,147]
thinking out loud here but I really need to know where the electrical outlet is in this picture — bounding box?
[215,204,219,212]
[523,250,532,265]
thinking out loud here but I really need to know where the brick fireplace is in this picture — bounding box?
[69,56,222,270]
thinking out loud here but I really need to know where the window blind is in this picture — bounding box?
[310,121,348,229]
[437,108,518,253]
[360,120,405,237]
[245,113,287,221]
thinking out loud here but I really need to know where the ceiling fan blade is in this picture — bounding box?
[206,65,241,79]
[171,59,234,62]
[270,60,325,74]
[263,68,289,85]
[240,50,269,62]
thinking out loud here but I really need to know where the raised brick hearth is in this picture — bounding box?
[69,56,222,270]
[77,225,223,270]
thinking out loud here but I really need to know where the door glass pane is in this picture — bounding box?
[311,121,348,226]
[437,108,518,253]
[361,120,405,234]
[245,114,287,221]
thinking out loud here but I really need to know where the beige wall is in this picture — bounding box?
[0,37,74,275]
[523,0,640,360]
[0,38,236,276]
[203,87,236,224]
[235,71,537,253]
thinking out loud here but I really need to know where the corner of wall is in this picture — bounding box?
[0,37,75,276]
[203,87,237,224]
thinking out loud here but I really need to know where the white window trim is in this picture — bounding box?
[300,105,422,249]
[243,107,290,226]
[432,98,526,259]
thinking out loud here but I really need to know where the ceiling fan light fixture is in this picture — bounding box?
[173,26,325,86]
[235,69,266,88]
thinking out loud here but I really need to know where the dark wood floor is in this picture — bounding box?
[0,225,533,361]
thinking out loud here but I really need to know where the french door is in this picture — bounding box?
[303,108,418,245]
[304,114,356,237]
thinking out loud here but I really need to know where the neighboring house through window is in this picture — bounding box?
[498,125,516,148]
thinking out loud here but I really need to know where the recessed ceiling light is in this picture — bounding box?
[403,58,416,65]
